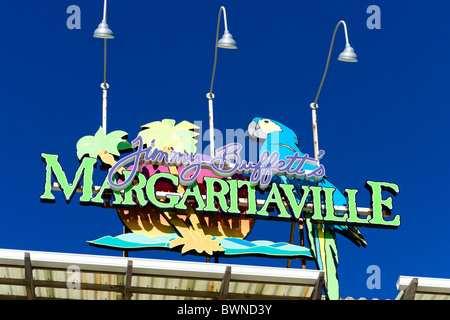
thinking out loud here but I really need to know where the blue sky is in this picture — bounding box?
[1,1,449,300]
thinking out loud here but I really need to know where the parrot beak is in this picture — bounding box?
[247,120,267,141]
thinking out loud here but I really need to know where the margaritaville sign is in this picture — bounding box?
[41,137,399,228]
[40,118,400,299]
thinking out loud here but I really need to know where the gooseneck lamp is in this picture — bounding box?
[207,6,237,157]
[310,20,357,160]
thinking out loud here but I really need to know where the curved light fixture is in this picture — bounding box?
[93,0,114,39]
[336,21,357,62]
[217,30,237,49]
[94,20,114,39]
[207,6,238,157]
[310,20,358,160]
[338,44,357,62]
[209,6,238,94]
[216,6,237,49]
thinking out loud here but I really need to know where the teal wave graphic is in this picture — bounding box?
[89,233,313,258]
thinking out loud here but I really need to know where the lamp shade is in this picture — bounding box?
[217,30,237,49]
[93,20,114,39]
[338,44,357,62]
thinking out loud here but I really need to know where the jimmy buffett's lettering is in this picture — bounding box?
[106,135,325,191]
[40,153,400,228]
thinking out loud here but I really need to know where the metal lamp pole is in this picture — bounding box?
[287,20,358,269]
[101,46,109,134]
[207,6,237,157]
[93,0,114,134]
[310,20,357,160]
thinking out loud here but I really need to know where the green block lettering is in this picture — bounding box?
[279,184,310,220]
[323,187,348,223]
[204,177,230,213]
[258,184,290,219]
[310,186,324,220]
[227,180,241,215]
[40,153,96,203]
[237,180,258,215]
[121,171,148,207]
[91,174,124,205]
[365,181,400,228]
[345,189,370,225]
[174,183,205,211]
[146,173,180,209]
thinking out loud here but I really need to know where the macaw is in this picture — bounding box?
[247,117,366,300]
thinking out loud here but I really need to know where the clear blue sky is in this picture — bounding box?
[1,1,449,300]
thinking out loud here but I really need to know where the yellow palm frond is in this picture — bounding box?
[138,119,199,154]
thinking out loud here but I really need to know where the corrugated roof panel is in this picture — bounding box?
[30,268,127,300]
[416,293,450,300]
[226,281,311,299]
[396,291,450,301]
[0,266,24,280]
[0,249,325,300]
[0,284,26,298]
[130,274,222,300]
[396,276,450,300]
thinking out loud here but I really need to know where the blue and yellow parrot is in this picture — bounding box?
[247,117,366,300]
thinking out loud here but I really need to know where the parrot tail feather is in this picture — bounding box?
[305,214,340,300]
